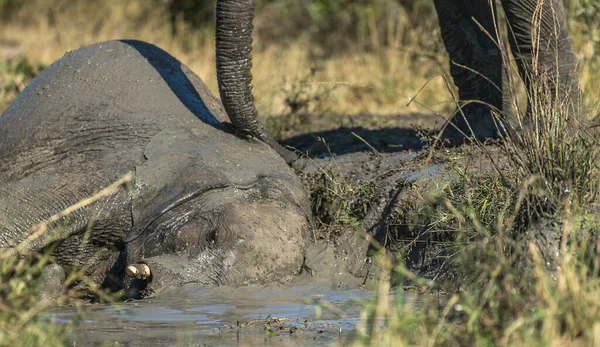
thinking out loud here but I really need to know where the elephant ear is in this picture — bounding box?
[126,128,228,243]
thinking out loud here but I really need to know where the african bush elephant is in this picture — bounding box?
[433,0,580,141]
[0,0,581,299]
[221,0,580,147]
[0,1,309,298]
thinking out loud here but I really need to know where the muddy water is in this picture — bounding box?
[44,284,421,346]
[41,147,443,346]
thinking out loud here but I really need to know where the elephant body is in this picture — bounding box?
[0,40,310,297]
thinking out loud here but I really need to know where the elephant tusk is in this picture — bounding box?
[126,263,151,280]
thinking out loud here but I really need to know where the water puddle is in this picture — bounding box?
[43,285,422,346]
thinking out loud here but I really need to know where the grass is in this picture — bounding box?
[0,255,72,346]
[0,174,132,346]
[0,57,44,110]
[0,0,451,122]
[346,123,600,346]
[353,194,600,346]
[1,1,598,123]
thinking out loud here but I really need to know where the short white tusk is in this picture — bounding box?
[126,263,151,279]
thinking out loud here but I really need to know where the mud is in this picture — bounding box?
[292,114,512,286]
[44,287,370,346]
[43,243,423,346]
[41,134,499,345]
[42,114,512,344]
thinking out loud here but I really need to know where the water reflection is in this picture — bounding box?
[43,285,421,346]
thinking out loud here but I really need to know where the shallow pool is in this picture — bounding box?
[43,284,420,346]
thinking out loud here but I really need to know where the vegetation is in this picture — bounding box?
[347,83,600,345]
[347,1,600,344]
[0,255,71,346]
[1,0,598,121]
[0,175,131,346]
[1,0,600,346]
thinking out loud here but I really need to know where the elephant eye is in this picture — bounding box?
[206,229,218,247]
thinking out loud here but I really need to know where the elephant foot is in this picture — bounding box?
[440,105,506,145]
[37,263,66,301]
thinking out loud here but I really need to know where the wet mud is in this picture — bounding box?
[42,114,506,345]
[44,267,422,346]
[293,115,512,287]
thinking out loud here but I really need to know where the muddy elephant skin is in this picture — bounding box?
[0,40,311,298]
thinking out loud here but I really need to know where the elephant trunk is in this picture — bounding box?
[215,0,297,163]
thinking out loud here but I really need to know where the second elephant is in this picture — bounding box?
[433,0,580,141]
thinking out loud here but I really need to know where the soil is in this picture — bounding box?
[281,113,516,289]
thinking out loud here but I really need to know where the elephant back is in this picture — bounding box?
[0,40,228,183]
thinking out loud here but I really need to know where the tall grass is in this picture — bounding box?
[354,194,600,346]
[0,256,71,346]
[1,0,598,129]
[0,0,448,123]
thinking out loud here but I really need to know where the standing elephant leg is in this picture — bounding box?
[500,0,580,121]
[434,0,505,142]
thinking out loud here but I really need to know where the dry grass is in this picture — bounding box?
[0,172,133,346]
[349,1,600,344]
[353,211,600,346]
[1,1,598,126]
[0,0,446,123]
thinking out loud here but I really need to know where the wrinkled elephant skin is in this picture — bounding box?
[0,40,311,298]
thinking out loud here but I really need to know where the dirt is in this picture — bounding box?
[43,247,423,346]
[283,113,514,289]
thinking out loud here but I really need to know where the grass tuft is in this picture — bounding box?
[0,255,72,346]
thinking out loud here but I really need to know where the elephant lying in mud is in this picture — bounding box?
[0,0,581,299]
[0,1,310,299]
